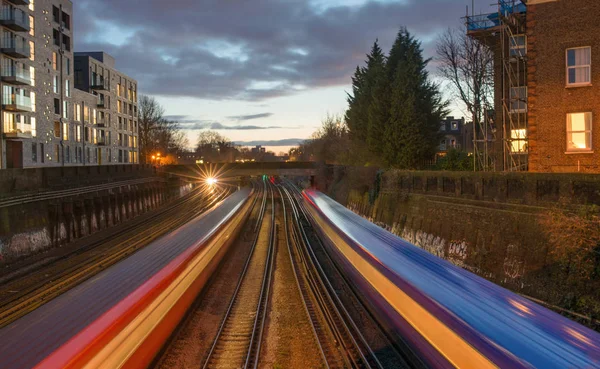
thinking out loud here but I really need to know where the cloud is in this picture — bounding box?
[235,139,305,147]
[73,0,467,101]
[227,113,273,121]
[177,121,286,131]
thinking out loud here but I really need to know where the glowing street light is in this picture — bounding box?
[206,177,218,186]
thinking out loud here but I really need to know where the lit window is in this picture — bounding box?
[451,121,459,131]
[63,122,69,141]
[65,80,70,97]
[54,121,60,138]
[29,0,34,12]
[567,47,591,86]
[29,16,35,37]
[567,112,592,152]
[511,129,528,153]
[31,117,36,137]
[53,75,58,93]
[52,52,58,71]
[29,41,34,61]
[440,140,447,151]
[31,92,36,112]
[510,35,526,57]
[510,86,527,112]
[30,66,35,86]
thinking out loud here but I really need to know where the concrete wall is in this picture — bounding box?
[0,164,191,264]
[319,166,600,326]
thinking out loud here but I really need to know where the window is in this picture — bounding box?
[63,101,69,119]
[66,146,70,163]
[84,106,89,122]
[54,121,60,138]
[440,140,447,151]
[29,41,34,61]
[30,66,35,86]
[40,143,44,163]
[54,144,60,162]
[510,86,528,112]
[93,108,97,124]
[52,52,58,70]
[29,16,34,37]
[66,58,70,75]
[62,12,70,30]
[76,125,81,142]
[31,117,36,137]
[451,121,459,131]
[567,112,592,152]
[54,98,60,115]
[75,104,81,121]
[32,143,37,163]
[63,122,68,140]
[53,29,60,47]
[510,129,528,153]
[567,47,591,86]
[52,6,60,23]
[85,127,90,142]
[29,0,34,12]
[65,80,70,97]
[62,35,71,51]
[53,75,58,93]
[31,92,36,112]
[510,35,526,57]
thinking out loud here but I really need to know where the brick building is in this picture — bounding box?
[467,0,600,173]
[0,0,138,169]
[438,116,473,155]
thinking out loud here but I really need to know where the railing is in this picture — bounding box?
[3,121,31,135]
[3,93,31,108]
[1,35,30,54]
[466,13,499,31]
[0,6,29,28]
[1,65,30,80]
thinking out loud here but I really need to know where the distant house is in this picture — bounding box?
[438,117,472,156]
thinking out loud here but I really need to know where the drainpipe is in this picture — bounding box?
[59,4,65,167]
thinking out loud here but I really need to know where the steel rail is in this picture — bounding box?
[201,180,275,369]
[281,183,382,369]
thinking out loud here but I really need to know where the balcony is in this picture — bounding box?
[97,98,106,109]
[91,77,109,91]
[3,93,31,112]
[1,36,30,58]
[1,66,31,85]
[0,8,30,32]
[97,137,106,146]
[97,116,107,127]
[3,121,31,139]
[5,0,29,6]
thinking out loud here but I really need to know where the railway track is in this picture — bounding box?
[0,186,231,328]
[279,183,384,369]
[202,180,276,369]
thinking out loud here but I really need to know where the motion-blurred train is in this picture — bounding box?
[302,189,600,369]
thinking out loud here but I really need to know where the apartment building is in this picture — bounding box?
[0,0,138,169]
[74,52,139,165]
[467,0,600,173]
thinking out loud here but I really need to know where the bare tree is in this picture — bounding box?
[138,95,187,164]
[436,27,494,169]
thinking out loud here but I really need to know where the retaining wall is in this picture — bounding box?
[318,166,600,326]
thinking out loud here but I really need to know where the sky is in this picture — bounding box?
[73,0,496,153]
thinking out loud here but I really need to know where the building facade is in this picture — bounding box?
[74,52,138,165]
[526,0,600,172]
[438,116,472,154]
[0,0,138,169]
[467,0,600,173]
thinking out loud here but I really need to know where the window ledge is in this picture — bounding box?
[565,151,594,155]
[566,83,592,89]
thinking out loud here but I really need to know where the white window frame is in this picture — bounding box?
[510,129,528,153]
[566,47,592,87]
[566,112,593,153]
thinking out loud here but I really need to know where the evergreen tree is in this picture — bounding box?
[383,29,447,168]
[346,41,386,147]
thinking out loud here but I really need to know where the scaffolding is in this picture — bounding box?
[466,0,528,171]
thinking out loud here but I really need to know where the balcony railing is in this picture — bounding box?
[1,35,30,58]
[3,93,31,112]
[91,77,109,91]
[6,0,29,6]
[1,65,30,85]
[3,121,31,138]
[97,116,107,127]
[0,7,30,32]
[97,137,106,146]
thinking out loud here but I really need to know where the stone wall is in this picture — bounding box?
[318,167,600,326]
